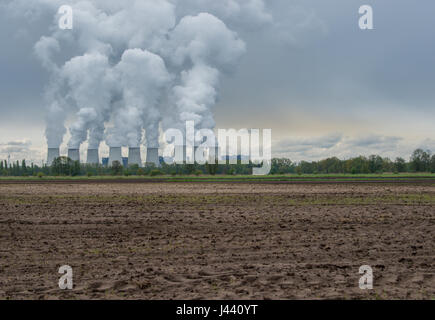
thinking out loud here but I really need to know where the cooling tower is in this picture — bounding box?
[194,137,207,163]
[146,147,160,167]
[193,146,199,162]
[174,145,186,164]
[194,145,207,163]
[128,147,142,167]
[210,146,221,163]
[108,147,123,166]
[67,149,80,162]
[207,146,219,164]
[47,148,60,165]
[86,149,99,165]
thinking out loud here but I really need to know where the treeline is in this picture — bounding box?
[0,157,255,177]
[271,149,435,175]
[1,149,435,177]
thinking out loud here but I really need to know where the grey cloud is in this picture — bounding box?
[274,134,406,161]
[1,146,28,153]
[0,140,32,155]
[275,134,343,153]
[418,139,435,152]
[345,135,403,150]
[0,140,32,147]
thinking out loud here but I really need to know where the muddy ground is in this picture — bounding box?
[0,182,434,299]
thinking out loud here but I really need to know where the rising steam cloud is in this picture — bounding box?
[8,0,272,154]
[61,52,115,149]
[163,13,246,144]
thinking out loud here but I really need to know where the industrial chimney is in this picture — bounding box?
[108,147,123,166]
[67,149,80,162]
[128,147,142,167]
[146,147,160,167]
[47,148,60,165]
[86,149,99,165]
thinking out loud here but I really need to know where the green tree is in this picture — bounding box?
[368,155,383,173]
[271,158,293,174]
[186,164,196,174]
[350,156,369,174]
[70,160,81,176]
[21,159,28,176]
[206,162,217,175]
[410,149,431,172]
[111,161,123,175]
[127,164,139,175]
[381,157,393,173]
[51,156,73,176]
[430,155,435,173]
[296,166,302,175]
[394,157,406,173]
[150,169,162,176]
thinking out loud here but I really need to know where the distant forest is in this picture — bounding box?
[0,148,434,177]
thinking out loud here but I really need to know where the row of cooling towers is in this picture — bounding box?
[47,146,160,167]
[47,145,219,167]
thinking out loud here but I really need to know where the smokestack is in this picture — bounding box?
[146,147,160,167]
[86,149,99,165]
[108,147,123,166]
[47,148,60,165]
[67,149,80,162]
[128,147,142,167]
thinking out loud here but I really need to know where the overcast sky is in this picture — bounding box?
[1,0,435,163]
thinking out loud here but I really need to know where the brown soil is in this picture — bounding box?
[0,183,434,300]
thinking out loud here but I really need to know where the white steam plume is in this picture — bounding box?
[172,0,272,31]
[61,52,115,149]
[106,49,171,148]
[34,36,69,148]
[162,13,246,144]
[10,0,273,153]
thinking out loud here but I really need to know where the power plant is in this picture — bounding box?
[86,149,99,165]
[47,148,60,165]
[128,147,142,167]
[145,147,160,167]
[174,145,187,164]
[67,149,80,162]
[46,143,221,167]
[208,146,221,164]
[37,1,247,173]
[108,147,123,166]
